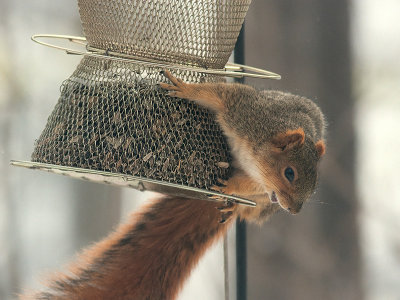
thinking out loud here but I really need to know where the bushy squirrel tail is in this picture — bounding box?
[22,196,233,300]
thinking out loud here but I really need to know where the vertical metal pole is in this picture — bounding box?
[234,24,247,300]
[223,235,230,300]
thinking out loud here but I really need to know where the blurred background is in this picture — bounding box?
[0,0,399,299]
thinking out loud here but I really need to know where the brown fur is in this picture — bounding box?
[315,140,326,157]
[161,70,326,220]
[271,128,305,151]
[235,194,280,224]
[24,196,234,300]
[21,72,326,299]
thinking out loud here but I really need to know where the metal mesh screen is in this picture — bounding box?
[78,0,251,69]
[31,57,234,190]
[30,0,253,198]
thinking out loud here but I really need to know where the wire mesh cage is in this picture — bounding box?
[11,0,280,205]
[29,56,239,199]
[78,0,252,69]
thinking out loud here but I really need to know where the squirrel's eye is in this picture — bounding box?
[284,167,295,182]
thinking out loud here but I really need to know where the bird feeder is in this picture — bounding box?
[11,0,280,206]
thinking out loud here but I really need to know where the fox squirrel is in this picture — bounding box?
[24,72,326,299]
[160,70,326,222]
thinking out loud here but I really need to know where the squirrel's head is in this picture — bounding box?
[257,128,325,214]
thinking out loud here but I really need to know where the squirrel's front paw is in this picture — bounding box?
[207,193,235,223]
[217,201,237,224]
[159,70,190,99]
[217,200,237,213]
[211,178,234,195]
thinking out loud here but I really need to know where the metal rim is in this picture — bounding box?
[31,34,281,80]
[10,160,256,207]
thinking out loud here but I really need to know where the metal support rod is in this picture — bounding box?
[30,34,280,79]
[234,24,247,300]
[223,234,230,300]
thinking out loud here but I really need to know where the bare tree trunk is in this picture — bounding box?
[244,1,362,299]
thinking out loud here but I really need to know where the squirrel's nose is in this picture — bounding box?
[287,202,303,215]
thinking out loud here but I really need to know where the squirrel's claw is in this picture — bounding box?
[160,70,184,88]
[159,82,180,91]
[209,179,237,224]
[208,194,224,201]
[217,200,237,224]
[217,178,228,186]
[208,193,236,213]
[209,195,236,211]
[162,70,181,85]
[159,82,181,98]
[211,178,231,195]
[160,70,190,99]
[218,201,236,213]
[210,185,224,193]
[211,178,228,192]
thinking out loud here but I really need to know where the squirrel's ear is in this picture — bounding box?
[315,140,326,158]
[271,128,305,151]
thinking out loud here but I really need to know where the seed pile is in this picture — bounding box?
[31,56,233,189]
